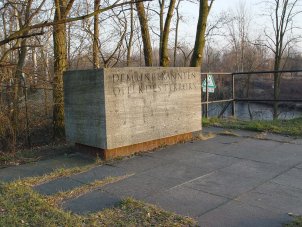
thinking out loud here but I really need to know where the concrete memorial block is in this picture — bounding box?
[64,67,201,159]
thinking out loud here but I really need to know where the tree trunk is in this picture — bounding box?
[190,0,211,67]
[136,1,153,66]
[160,0,176,67]
[53,0,67,138]
[173,0,181,66]
[158,0,165,63]
[93,0,100,69]
[11,37,28,152]
[127,1,134,66]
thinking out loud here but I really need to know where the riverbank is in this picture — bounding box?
[203,117,302,137]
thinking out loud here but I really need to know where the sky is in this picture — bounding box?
[178,0,302,50]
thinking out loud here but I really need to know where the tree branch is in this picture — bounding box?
[0,0,151,47]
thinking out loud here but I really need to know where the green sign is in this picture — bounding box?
[202,74,216,93]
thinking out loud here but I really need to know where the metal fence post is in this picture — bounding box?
[206,74,209,118]
[232,73,235,117]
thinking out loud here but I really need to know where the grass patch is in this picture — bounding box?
[203,117,302,137]
[0,182,81,226]
[217,130,240,137]
[0,181,197,226]
[90,197,197,226]
[195,132,216,141]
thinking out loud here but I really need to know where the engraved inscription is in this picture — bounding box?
[111,71,199,96]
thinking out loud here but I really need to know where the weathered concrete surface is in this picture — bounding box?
[64,70,107,148]
[3,128,302,226]
[64,67,201,149]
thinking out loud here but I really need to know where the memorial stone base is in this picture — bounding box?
[64,67,201,160]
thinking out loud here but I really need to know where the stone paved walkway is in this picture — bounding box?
[1,127,302,227]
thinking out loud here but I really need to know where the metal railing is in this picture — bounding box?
[201,70,302,119]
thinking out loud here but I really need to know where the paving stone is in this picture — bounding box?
[292,139,302,145]
[101,173,176,200]
[40,154,94,170]
[274,142,302,153]
[184,160,285,198]
[63,190,121,214]
[220,160,286,179]
[148,147,213,163]
[70,165,128,184]
[34,178,83,195]
[111,155,172,173]
[262,133,294,143]
[187,136,249,155]
[218,139,302,166]
[272,168,302,190]
[0,153,94,182]
[238,182,302,215]
[198,200,292,227]
[143,162,211,184]
[2,131,302,226]
[143,155,239,185]
[0,163,51,182]
[176,153,239,171]
[145,186,228,217]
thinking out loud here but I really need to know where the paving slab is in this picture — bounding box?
[238,182,302,215]
[145,186,229,217]
[34,177,83,195]
[272,167,302,190]
[0,153,93,182]
[274,142,302,153]
[101,173,177,200]
[143,161,212,184]
[183,160,286,199]
[261,133,295,143]
[111,155,172,173]
[214,138,302,166]
[174,153,240,170]
[186,136,248,155]
[70,164,128,184]
[34,164,128,195]
[63,190,121,214]
[0,163,51,182]
[292,138,302,145]
[144,142,211,160]
[143,155,239,184]
[2,129,300,227]
[198,200,292,227]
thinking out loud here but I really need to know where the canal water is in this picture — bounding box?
[206,102,302,120]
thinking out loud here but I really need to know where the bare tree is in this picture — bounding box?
[263,0,301,119]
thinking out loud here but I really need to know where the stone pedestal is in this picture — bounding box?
[64,67,201,160]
